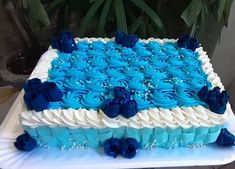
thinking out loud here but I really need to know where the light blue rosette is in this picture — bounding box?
[81,91,106,109]
[124,66,144,79]
[106,68,123,77]
[129,77,148,91]
[133,92,152,110]
[178,48,196,58]
[90,57,107,68]
[105,41,116,50]
[129,57,148,67]
[61,91,84,109]
[167,57,185,67]
[110,76,128,87]
[86,78,109,92]
[71,57,89,69]
[64,77,87,91]
[151,89,178,108]
[48,69,65,79]
[92,41,105,50]
[108,57,127,67]
[72,50,87,58]
[51,58,71,69]
[65,67,86,79]
[175,88,199,106]
[76,41,90,50]
[86,68,106,79]
[87,50,105,58]
[150,56,168,68]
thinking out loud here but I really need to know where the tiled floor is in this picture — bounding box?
[0,86,234,169]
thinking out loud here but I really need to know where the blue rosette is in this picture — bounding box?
[61,91,84,109]
[86,78,109,92]
[81,91,106,109]
[151,89,178,108]
[64,77,87,91]
[128,77,148,91]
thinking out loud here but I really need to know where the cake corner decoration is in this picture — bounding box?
[115,32,139,48]
[51,31,77,53]
[14,132,37,151]
[177,34,200,51]
[23,78,63,112]
[104,137,139,159]
[103,87,137,118]
[198,86,229,114]
[216,128,235,146]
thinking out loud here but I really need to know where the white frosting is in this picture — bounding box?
[20,104,231,129]
[20,38,233,129]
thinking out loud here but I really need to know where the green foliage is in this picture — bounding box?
[3,0,233,40]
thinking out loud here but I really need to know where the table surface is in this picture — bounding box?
[0,91,235,169]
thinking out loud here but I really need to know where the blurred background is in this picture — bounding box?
[0,0,235,123]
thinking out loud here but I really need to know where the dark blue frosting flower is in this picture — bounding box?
[14,132,37,151]
[177,34,200,51]
[198,86,229,114]
[23,78,63,112]
[103,99,121,118]
[216,128,235,146]
[51,31,77,53]
[103,138,121,158]
[188,38,200,51]
[115,32,139,48]
[103,87,138,118]
[23,78,42,93]
[120,138,139,159]
[177,34,190,48]
[114,87,131,100]
[42,82,63,101]
[121,99,138,118]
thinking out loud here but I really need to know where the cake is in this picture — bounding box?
[15,32,234,158]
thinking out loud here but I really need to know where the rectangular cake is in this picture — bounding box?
[18,32,233,157]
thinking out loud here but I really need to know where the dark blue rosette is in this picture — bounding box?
[216,128,235,146]
[51,31,77,53]
[120,138,139,159]
[177,34,200,51]
[115,32,139,48]
[197,86,229,114]
[177,34,190,48]
[23,78,63,112]
[103,99,121,118]
[24,91,49,112]
[102,87,138,118]
[42,81,63,101]
[113,87,131,100]
[120,99,138,118]
[188,37,200,51]
[23,78,42,93]
[103,138,121,158]
[14,132,37,151]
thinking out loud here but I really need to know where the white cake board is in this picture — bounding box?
[0,91,235,169]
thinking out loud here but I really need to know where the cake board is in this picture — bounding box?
[0,91,235,169]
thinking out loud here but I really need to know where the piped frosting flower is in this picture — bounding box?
[177,34,199,51]
[216,128,235,146]
[115,32,139,48]
[51,31,77,53]
[23,78,63,112]
[120,138,139,159]
[103,137,139,159]
[198,86,229,114]
[104,138,121,158]
[103,87,138,118]
[14,132,37,151]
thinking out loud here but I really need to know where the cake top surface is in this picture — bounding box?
[20,36,231,129]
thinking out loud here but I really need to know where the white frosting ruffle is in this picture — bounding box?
[21,37,233,129]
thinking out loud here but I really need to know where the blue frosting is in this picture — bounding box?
[216,128,235,146]
[198,86,229,114]
[23,125,223,149]
[48,40,212,111]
